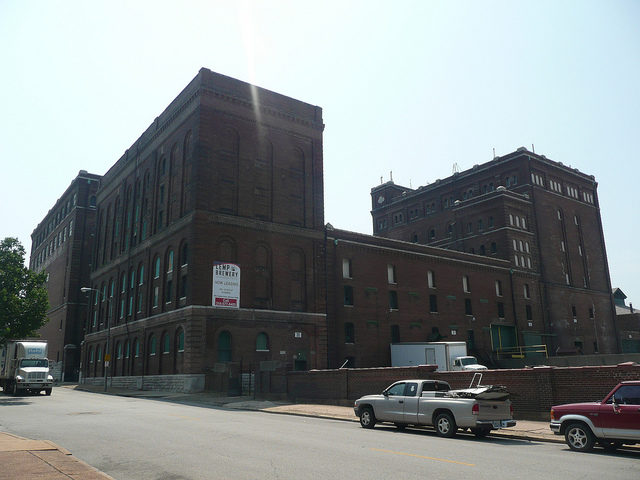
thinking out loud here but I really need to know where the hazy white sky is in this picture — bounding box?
[1,0,638,305]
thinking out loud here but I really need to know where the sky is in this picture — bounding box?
[1,0,638,305]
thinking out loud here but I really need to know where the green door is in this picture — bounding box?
[491,325,517,352]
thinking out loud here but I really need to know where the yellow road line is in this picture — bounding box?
[371,448,475,467]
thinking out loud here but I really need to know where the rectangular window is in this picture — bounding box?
[153,286,159,308]
[429,294,438,313]
[526,305,533,320]
[427,270,435,289]
[343,285,354,306]
[524,283,530,299]
[342,258,352,279]
[495,280,503,297]
[388,291,399,310]
[345,323,355,343]
[464,298,473,315]
[180,275,188,299]
[463,275,470,293]
[166,280,173,304]
[137,293,143,313]
[497,302,505,318]
[387,264,396,284]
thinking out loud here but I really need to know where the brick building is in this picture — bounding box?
[30,69,626,392]
[614,288,640,353]
[29,171,101,381]
[370,148,618,357]
[81,69,326,391]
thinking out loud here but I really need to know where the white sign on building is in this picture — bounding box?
[212,262,240,308]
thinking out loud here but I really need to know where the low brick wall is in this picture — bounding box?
[82,374,205,393]
[282,363,640,420]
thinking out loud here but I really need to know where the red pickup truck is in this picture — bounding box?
[550,380,640,452]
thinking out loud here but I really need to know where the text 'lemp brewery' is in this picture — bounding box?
[30,68,632,392]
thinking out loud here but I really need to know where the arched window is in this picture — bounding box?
[133,338,140,357]
[176,328,185,352]
[162,332,170,354]
[256,332,269,351]
[138,263,144,285]
[167,250,174,273]
[149,335,157,355]
[154,257,161,278]
[218,331,232,362]
[116,342,122,359]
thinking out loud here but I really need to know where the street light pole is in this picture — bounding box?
[81,287,110,392]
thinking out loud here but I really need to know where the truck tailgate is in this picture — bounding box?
[476,400,512,421]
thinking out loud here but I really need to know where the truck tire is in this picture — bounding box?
[359,407,376,429]
[435,412,457,438]
[565,422,595,452]
[45,388,52,396]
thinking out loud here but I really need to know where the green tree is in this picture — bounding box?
[0,237,49,343]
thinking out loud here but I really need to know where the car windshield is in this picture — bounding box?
[20,359,48,368]
[460,357,478,366]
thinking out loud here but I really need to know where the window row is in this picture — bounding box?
[96,131,193,265]
[508,214,527,230]
[513,239,530,253]
[33,193,80,248]
[532,172,595,205]
[86,328,185,377]
[344,283,511,310]
[33,220,74,269]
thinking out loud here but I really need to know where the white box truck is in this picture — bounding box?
[0,340,53,395]
[390,342,487,371]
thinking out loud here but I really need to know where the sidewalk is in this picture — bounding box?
[0,431,114,480]
[0,384,570,480]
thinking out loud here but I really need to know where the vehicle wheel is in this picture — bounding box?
[45,388,52,396]
[359,407,376,429]
[565,423,595,452]
[471,427,491,438]
[394,423,407,431]
[598,440,622,451]
[435,412,457,438]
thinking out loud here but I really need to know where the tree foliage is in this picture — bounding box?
[0,237,49,343]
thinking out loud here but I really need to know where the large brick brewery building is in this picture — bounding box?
[30,69,623,392]
[29,171,101,381]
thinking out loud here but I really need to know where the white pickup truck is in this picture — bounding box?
[353,376,515,438]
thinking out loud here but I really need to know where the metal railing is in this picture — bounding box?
[495,344,548,359]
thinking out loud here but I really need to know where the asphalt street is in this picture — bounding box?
[1,388,638,480]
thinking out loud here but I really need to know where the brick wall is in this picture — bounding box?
[280,363,640,419]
